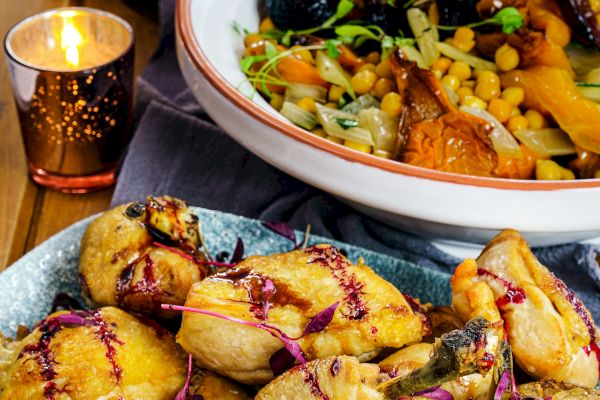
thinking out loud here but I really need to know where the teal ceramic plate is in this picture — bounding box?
[0,207,451,337]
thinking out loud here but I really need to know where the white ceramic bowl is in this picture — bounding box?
[175,0,600,248]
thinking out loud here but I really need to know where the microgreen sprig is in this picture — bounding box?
[280,0,356,46]
[437,7,524,35]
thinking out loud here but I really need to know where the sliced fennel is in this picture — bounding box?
[358,108,398,153]
[341,95,381,114]
[513,128,576,156]
[435,42,498,72]
[316,103,373,145]
[578,86,600,102]
[285,83,328,104]
[399,45,427,69]
[460,106,523,158]
[315,51,355,99]
[280,101,318,130]
[407,8,439,68]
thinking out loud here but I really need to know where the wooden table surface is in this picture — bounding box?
[0,0,159,270]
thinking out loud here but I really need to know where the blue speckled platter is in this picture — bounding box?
[0,207,450,337]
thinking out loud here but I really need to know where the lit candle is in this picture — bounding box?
[5,8,135,193]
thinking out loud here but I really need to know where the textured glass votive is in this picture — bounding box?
[4,8,134,193]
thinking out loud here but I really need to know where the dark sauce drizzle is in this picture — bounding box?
[305,246,368,320]
[330,358,342,377]
[477,269,526,309]
[18,318,63,400]
[17,310,124,399]
[301,362,330,400]
[402,293,432,336]
[115,254,162,310]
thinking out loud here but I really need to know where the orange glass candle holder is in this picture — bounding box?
[4,8,134,193]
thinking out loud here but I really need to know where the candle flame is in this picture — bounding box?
[60,18,83,68]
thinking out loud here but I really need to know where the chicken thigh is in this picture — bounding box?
[176,245,429,384]
[256,317,501,399]
[451,229,599,388]
[80,196,209,317]
[0,307,186,399]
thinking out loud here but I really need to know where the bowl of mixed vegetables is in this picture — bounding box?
[175,0,600,246]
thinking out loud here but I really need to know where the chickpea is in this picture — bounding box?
[457,86,474,101]
[495,43,520,72]
[366,51,381,65]
[244,33,263,47]
[329,86,346,102]
[487,98,513,123]
[524,110,548,129]
[501,87,525,107]
[269,93,284,111]
[381,92,403,117]
[373,78,396,99]
[448,61,471,81]
[454,27,475,43]
[507,115,528,133]
[441,75,461,91]
[344,140,372,153]
[375,59,394,79]
[358,63,377,74]
[351,70,378,95]
[536,160,563,180]
[297,97,316,113]
[325,102,339,109]
[326,135,343,144]
[461,95,487,109]
[312,128,327,138]
[259,17,275,33]
[431,57,452,75]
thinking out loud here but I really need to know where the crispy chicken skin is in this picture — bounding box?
[188,369,251,400]
[379,343,493,400]
[80,196,209,317]
[0,307,186,400]
[518,379,600,399]
[256,318,501,399]
[451,229,600,388]
[176,245,428,384]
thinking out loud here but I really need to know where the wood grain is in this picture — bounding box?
[0,1,159,269]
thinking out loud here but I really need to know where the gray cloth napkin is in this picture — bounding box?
[112,0,600,319]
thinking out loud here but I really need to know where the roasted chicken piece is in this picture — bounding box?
[379,342,494,399]
[188,369,251,400]
[518,378,600,399]
[0,307,186,399]
[451,229,600,388]
[176,245,429,384]
[80,196,209,317]
[256,318,501,399]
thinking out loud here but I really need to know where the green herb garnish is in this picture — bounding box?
[335,118,359,129]
[325,39,342,58]
[281,0,356,45]
[437,6,524,35]
[576,82,600,87]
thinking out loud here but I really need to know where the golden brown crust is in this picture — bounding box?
[177,245,426,384]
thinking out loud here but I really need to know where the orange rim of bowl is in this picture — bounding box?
[176,0,600,191]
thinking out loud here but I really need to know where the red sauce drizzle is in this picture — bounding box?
[77,310,125,382]
[18,318,63,400]
[116,254,161,309]
[402,293,432,336]
[301,363,330,400]
[477,269,526,308]
[305,246,368,320]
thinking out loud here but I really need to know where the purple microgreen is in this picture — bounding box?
[269,347,298,375]
[262,221,297,247]
[161,304,306,364]
[51,312,94,326]
[262,279,276,322]
[413,386,454,400]
[494,370,511,400]
[230,237,245,264]
[302,302,338,336]
[174,353,193,400]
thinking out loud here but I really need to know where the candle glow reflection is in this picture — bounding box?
[60,16,83,68]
